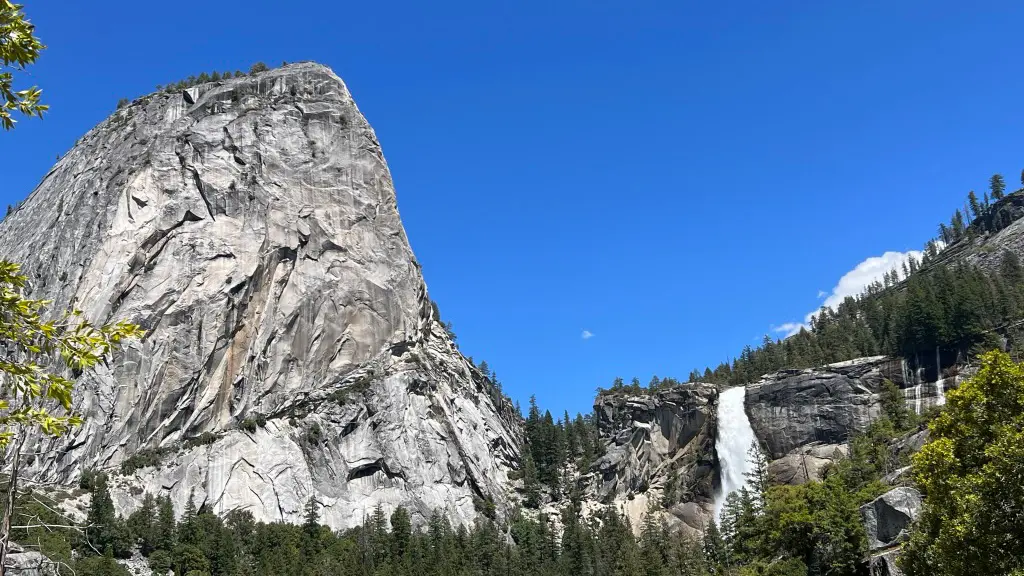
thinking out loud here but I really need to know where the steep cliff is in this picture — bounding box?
[0,63,521,529]
[744,355,952,486]
[583,385,718,534]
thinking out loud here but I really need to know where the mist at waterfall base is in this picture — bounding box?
[713,386,757,520]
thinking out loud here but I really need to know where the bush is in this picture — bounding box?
[249,61,269,74]
[183,432,219,448]
[147,549,173,576]
[305,421,323,445]
[80,468,106,490]
[120,447,171,475]
[240,413,267,433]
[75,555,132,576]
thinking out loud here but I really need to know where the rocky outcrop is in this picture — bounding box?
[869,549,904,576]
[586,385,718,533]
[860,487,923,551]
[4,544,57,576]
[0,63,521,529]
[768,443,847,485]
[745,357,946,459]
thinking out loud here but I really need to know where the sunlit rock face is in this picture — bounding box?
[0,63,521,529]
[586,385,719,536]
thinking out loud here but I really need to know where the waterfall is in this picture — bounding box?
[901,358,923,415]
[713,386,757,519]
[935,346,947,406]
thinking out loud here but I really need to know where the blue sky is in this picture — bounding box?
[4,1,1024,416]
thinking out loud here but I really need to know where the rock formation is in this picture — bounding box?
[860,487,922,552]
[3,544,56,576]
[0,63,521,529]
[585,385,719,534]
[861,487,923,576]
[745,356,946,460]
[767,443,848,485]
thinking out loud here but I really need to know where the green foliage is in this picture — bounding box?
[991,173,1007,200]
[0,261,144,446]
[75,554,132,575]
[115,98,129,109]
[249,61,269,74]
[738,558,808,576]
[0,1,47,130]
[239,412,267,433]
[183,432,219,448]
[86,472,133,558]
[147,549,173,575]
[120,446,171,475]
[900,350,1024,575]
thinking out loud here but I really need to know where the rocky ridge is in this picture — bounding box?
[0,63,521,529]
[583,385,719,535]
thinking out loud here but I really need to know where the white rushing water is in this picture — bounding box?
[934,346,947,406]
[713,386,757,519]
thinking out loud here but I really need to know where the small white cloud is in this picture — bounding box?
[581,330,594,340]
[772,322,806,337]
[775,249,926,337]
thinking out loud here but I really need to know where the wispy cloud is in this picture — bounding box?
[581,330,594,340]
[774,249,927,337]
[771,322,807,337]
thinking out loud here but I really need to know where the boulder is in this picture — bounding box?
[860,487,923,551]
[4,544,57,576]
[768,443,847,485]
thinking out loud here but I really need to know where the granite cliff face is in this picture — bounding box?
[745,356,948,461]
[0,63,521,529]
[584,385,719,534]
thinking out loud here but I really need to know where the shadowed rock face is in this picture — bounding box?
[588,385,718,534]
[0,63,521,529]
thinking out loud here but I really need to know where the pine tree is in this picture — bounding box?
[155,496,176,552]
[302,496,320,535]
[127,493,158,555]
[86,472,129,557]
[390,507,412,562]
[968,190,981,221]
[991,173,1006,200]
[745,441,771,500]
[938,222,951,244]
[952,210,966,238]
[522,451,541,508]
[702,517,728,571]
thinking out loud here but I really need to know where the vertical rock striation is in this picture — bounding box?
[586,385,718,534]
[0,63,521,529]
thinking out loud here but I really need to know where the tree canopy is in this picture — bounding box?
[901,350,1024,576]
[0,1,47,130]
